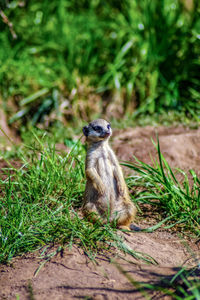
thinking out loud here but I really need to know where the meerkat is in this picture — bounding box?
[82,119,136,230]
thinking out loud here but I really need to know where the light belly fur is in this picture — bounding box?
[96,154,117,208]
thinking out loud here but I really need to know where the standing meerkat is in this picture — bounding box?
[82,119,136,230]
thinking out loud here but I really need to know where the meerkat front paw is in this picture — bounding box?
[97,183,106,195]
[117,183,126,196]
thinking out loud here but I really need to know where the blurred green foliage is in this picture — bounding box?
[0,0,200,124]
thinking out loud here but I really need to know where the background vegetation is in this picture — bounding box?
[0,0,200,128]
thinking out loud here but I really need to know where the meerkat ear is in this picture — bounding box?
[83,126,89,137]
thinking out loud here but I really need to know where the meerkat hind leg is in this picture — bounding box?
[117,218,133,231]
[116,203,136,231]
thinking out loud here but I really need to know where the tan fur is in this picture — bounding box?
[82,119,136,230]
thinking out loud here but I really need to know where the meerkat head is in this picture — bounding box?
[83,119,112,142]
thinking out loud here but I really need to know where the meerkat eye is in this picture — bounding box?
[107,124,111,129]
[93,126,102,132]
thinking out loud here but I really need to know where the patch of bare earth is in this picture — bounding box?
[112,125,200,176]
[0,125,200,300]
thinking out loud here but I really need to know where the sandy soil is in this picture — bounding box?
[0,125,200,300]
[112,125,200,176]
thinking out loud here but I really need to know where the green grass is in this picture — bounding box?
[0,0,200,125]
[124,138,200,237]
[0,134,84,262]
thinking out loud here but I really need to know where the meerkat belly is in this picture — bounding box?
[96,156,117,201]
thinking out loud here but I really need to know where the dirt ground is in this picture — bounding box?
[0,125,200,300]
[112,125,200,176]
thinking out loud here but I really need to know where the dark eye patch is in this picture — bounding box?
[107,124,111,129]
[93,125,102,132]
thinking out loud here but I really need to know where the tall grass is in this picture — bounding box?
[123,139,200,237]
[0,135,85,262]
[0,0,200,124]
